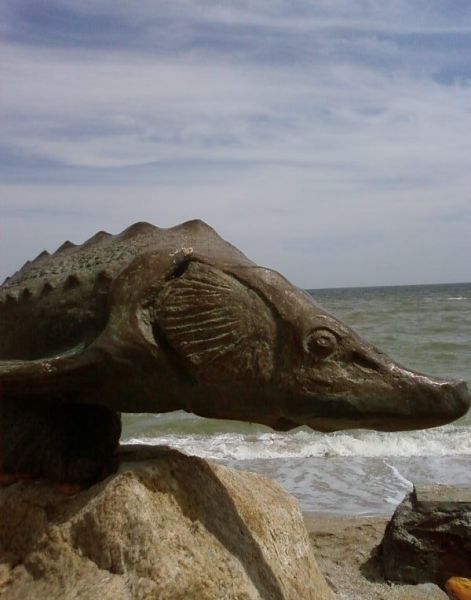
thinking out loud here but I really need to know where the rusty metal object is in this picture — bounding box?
[446,578,471,600]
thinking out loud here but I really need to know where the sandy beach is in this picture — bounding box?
[303,513,449,600]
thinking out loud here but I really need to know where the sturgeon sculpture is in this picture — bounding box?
[0,220,469,483]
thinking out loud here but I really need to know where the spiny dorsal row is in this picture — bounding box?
[0,270,114,306]
[3,222,163,282]
[0,220,212,306]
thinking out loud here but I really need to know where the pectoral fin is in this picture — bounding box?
[155,261,276,382]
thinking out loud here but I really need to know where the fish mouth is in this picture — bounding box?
[284,377,471,433]
[303,414,467,433]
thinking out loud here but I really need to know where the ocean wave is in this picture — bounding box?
[122,425,471,460]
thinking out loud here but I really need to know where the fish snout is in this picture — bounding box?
[391,365,471,424]
[430,378,470,420]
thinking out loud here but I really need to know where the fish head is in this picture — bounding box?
[152,259,470,431]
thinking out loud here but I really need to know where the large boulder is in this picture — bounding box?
[0,446,334,600]
[382,484,471,587]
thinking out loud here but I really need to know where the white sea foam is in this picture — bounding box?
[122,424,471,461]
[382,460,413,490]
[122,427,471,515]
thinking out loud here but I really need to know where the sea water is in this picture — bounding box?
[122,282,471,516]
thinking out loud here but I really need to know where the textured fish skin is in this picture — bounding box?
[0,220,250,362]
[0,220,469,483]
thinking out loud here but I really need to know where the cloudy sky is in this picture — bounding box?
[1,1,470,288]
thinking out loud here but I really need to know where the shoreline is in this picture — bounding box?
[302,513,448,600]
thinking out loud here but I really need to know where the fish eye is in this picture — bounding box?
[304,328,338,359]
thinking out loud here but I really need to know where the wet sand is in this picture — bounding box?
[303,513,449,600]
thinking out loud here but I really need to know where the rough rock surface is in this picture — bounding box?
[0,446,335,600]
[382,484,471,586]
[306,515,448,599]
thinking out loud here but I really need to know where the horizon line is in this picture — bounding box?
[308,280,471,292]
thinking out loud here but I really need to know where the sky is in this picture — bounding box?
[1,1,471,288]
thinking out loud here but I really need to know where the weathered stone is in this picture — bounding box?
[382,485,471,586]
[0,447,335,600]
[414,484,471,506]
[0,220,469,483]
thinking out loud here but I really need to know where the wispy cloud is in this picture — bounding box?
[1,1,471,287]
